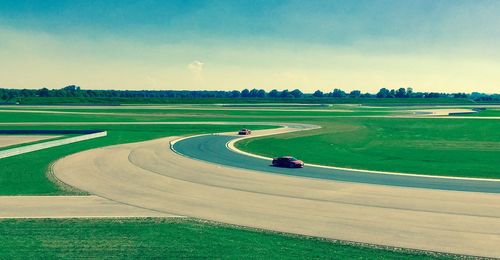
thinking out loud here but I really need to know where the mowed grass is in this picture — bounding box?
[0,108,394,122]
[466,109,500,117]
[0,124,273,195]
[0,218,452,259]
[237,117,500,178]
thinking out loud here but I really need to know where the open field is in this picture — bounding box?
[1,105,499,258]
[465,109,500,117]
[0,218,453,259]
[0,108,396,122]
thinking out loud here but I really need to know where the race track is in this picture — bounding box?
[173,134,500,193]
[52,125,500,257]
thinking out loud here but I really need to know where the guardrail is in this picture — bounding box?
[0,130,107,159]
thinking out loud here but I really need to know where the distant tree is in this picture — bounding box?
[63,85,80,93]
[331,88,346,98]
[290,89,303,98]
[453,93,467,98]
[0,89,7,100]
[470,92,483,99]
[376,88,390,98]
[249,88,259,97]
[280,89,290,98]
[20,89,31,97]
[312,90,324,98]
[241,89,250,97]
[86,90,97,97]
[395,87,407,98]
[412,92,424,98]
[426,92,440,98]
[37,87,50,97]
[230,90,241,98]
[388,89,396,98]
[268,89,279,98]
[349,90,361,98]
[2,85,493,103]
[406,87,413,98]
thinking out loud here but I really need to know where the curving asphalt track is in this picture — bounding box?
[173,134,500,193]
[52,135,500,257]
[28,119,499,257]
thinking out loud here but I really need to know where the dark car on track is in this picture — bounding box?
[272,156,304,168]
[238,129,252,135]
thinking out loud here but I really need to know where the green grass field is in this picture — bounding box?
[0,108,395,122]
[465,109,500,117]
[0,218,452,259]
[0,105,497,258]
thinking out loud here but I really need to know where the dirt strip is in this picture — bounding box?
[53,134,500,258]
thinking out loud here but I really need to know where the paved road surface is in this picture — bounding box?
[53,134,500,257]
[173,134,500,193]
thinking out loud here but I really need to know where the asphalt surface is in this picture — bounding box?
[52,136,500,257]
[173,134,500,193]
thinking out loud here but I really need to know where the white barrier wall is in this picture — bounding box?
[0,131,107,159]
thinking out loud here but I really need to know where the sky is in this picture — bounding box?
[0,0,499,93]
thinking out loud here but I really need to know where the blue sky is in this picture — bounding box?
[1,0,499,92]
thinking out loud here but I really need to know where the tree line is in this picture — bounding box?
[0,85,498,101]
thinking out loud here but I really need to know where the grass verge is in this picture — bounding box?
[0,218,455,259]
[464,109,500,117]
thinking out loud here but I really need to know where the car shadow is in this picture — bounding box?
[269,164,303,169]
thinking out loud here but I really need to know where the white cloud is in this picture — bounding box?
[187,61,204,75]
